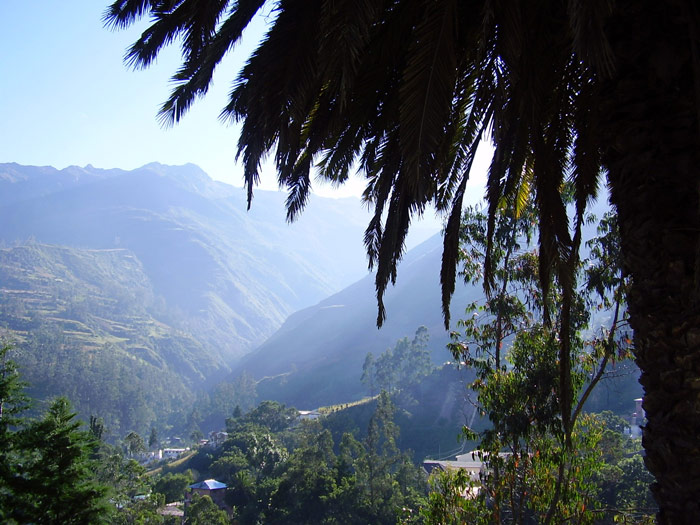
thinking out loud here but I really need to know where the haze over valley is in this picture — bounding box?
[0,162,454,435]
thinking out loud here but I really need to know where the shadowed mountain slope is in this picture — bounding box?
[234,234,483,408]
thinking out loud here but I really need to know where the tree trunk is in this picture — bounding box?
[603,1,700,522]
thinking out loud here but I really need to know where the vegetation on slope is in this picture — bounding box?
[0,244,207,435]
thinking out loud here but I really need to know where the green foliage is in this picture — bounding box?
[10,397,112,524]
[330,392,428,524]
[0,344,30,431]
[421,468,474,524]
[124,431,147,457]
[362,327,434,404]
[237,400,298,433]
[326,363,477,464]
[0,344,31,522]
[90,415,106,442]
[112,493,167,525]
[588,415,656,523]
[610,455,656,511]
[438,207,634,524]
[185,494,229,525]
[0,349,164,524]
[149,426,159,449]
[154,471,195,504]
[267,429,338,523]
[173,397,428,524]
[94,450,149,508]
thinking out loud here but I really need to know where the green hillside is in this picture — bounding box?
[0,163,375,362]
[0,243,213,436]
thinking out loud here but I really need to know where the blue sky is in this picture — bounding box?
[0,1,489,203]
[0,1,273,187]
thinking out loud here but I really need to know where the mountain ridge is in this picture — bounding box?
[0,162,400,435]
[0,162,378,361]
[235,233,484,408]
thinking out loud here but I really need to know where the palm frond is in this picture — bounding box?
[110,0,611,331]
[570,69,602,218]
[399,0,459,192]
[284,153,312,222]
[103,0,160,30]
[567,0,615,78]
[158,0,267,125]
[374,186,412,326]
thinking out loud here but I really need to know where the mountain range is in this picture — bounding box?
[0,162,441,433]
[0,162,636,438]
[0,162,379,364]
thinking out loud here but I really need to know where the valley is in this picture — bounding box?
[0,162,451,437]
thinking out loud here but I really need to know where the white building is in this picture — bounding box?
[161,447,189,459]
[298,410,322,421]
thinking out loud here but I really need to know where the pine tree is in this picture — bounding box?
[12,397,112,524]
[148,426,159,450]
[0,344,30,522]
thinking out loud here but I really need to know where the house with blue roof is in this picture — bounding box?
[186,479,228,511]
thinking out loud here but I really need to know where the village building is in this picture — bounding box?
[161,447,189,460]
[423,451,511,499]
[157,502,184,520]
[629,397,644,438]
[186,479,228,511]
[207,430,229,449]
[297,409,322,421]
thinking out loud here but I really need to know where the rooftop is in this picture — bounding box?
[190,479,227,490]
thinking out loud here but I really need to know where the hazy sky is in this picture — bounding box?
[0,1,489,202]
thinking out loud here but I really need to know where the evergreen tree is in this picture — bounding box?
[0,345,29,433]
[149,426,159,449]
[12,397,112,524]
[0,350,117,524]
[0,344,30,522]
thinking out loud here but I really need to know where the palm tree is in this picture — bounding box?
[105,1,700,521]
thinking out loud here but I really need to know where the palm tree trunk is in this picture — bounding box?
[603,1,700,522]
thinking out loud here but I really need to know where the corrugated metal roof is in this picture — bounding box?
[190,479,227,490]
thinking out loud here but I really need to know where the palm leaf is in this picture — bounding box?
[399,0,459,191]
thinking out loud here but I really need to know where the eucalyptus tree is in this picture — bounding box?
[105,1,700,521]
